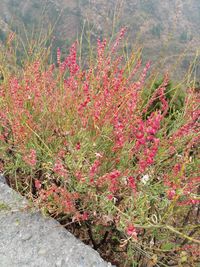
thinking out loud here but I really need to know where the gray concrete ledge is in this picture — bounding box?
[0,179,113,267]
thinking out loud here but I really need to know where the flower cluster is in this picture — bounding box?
[53,159,68,178]
[23,149,37,167]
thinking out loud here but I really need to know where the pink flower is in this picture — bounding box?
[35,179,41,190]
[53,159,68,178]
[107,170,121,193]
[128,176,137,193]
[126,224,137,239]
[167,189,176,200]
[23,149,37,167]
[75,142,81,150]
[57,149,66,158]
[107,194,113,200]
[81,212,89,221]
[90,159,101,178]
[75,171,84,181]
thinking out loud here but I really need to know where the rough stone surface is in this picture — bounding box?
[0,180,113,267]
[0,173,6,184]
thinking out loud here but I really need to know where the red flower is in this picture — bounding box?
[107,194,114,200]
[35,179,41,190]
[81,212,89,221]
[75,142,81,150]
[128,176,137,193]
[126,224,137,239]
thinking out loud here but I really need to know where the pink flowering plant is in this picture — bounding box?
[0,29,199,265]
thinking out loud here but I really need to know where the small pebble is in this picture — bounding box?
[21,233,32,241]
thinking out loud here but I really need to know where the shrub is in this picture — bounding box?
[0,29,199,266]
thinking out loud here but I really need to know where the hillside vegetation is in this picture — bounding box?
[0,1,199,266]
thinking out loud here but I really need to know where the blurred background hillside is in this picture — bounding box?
[0,0,200,80]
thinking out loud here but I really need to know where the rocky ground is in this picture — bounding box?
[0,176,113,267]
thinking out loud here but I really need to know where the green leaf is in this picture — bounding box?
[161,242,175,250]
